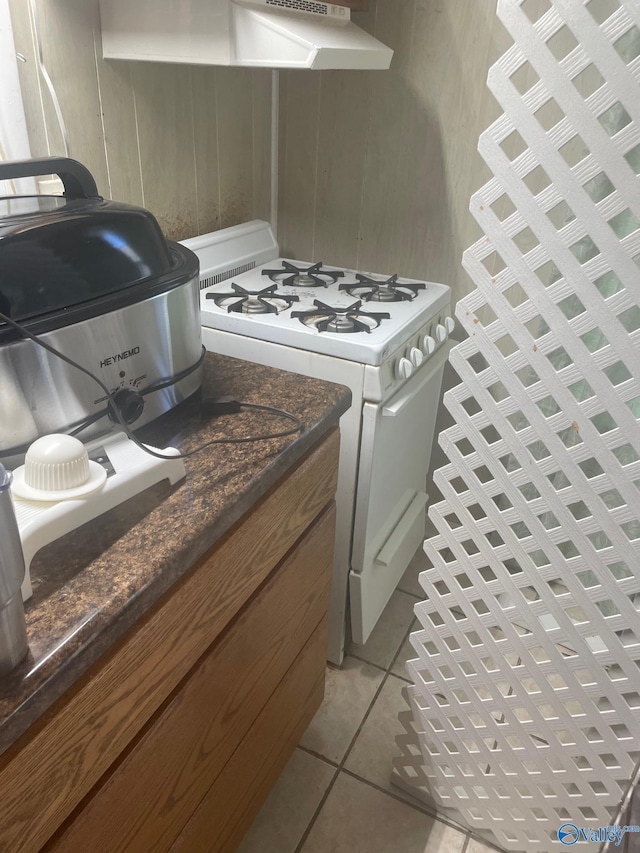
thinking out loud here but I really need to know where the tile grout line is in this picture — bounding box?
[346,650,417,684]
[384,618,480,845]
[396,588,423,600]
[387,616,417,676]
[296,744,339,768]
[339,766,475,839]
[295,622,425,846]
[294,558,444,851]
[340,670,391,767]
[294,669,392,853]
[299,734,459,831]
[292,763,340,853]
[342,652,387,673]
[328,607,474,837]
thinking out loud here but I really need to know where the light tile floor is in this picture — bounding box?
[237,546,503,853]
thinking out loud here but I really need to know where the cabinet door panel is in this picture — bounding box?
[50,506,335,853]
[172,619,328,853]
[0,430,339,853]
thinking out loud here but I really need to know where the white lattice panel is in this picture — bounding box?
[394,1,640,850]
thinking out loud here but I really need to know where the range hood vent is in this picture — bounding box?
[98,0,393,70]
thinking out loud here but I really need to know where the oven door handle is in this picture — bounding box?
[382,343,450,418]
[376,491,429,567]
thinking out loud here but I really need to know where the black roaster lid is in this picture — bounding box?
[0,157,198,343]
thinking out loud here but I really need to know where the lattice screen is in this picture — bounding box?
[393,1,640,850]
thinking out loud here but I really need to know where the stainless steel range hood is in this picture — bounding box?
[98,0,393,70]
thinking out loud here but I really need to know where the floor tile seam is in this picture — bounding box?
[294,660,394,847]
[339,670,391,769]
[387,616,419,677]
[344,652,388,674]
[293,763,341,853]
[340,766,476,838]
[397,586,424,600]
[296,744,340,769]
[348,611,419,675]
[390,670,413,684]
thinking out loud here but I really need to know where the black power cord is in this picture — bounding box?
[0,310,304,461]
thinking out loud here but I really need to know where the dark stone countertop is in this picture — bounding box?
[0,352,350,759]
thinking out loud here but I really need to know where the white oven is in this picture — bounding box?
[183,221,452,665]
[350,345,449,643]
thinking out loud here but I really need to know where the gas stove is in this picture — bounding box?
[184,220,453,666]
[200,258,450,367]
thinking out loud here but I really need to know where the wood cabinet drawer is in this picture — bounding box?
[0,429,339,853]
[50,505,335,852]
[174,618,327,853]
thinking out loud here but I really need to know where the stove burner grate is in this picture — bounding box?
[291,299,391,334]
[262,261,344,288]
[339,274,426,302]
[206,283,299,315]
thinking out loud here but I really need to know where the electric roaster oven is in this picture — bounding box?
[0,157,203,467]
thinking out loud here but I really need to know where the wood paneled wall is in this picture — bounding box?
[278,0,511,304]
[10,0,509,294]
[8,0,272,240]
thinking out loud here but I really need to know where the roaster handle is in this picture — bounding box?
[0,157,100,200]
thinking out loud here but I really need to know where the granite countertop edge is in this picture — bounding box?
[0,353,351,758]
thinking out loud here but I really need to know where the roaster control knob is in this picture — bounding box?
[108,388,145,425]
[423,335,436,355]
[435,323,447,343]
[396,357,413,380]
[409,347,423,367]
[444,315,455,334]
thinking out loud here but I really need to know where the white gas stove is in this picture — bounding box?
[200,258,450,366]
[184,221,452,664]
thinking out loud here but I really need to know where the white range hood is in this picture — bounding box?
[98,0,393,70]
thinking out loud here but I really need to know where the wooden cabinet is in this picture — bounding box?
[0,429,340,853]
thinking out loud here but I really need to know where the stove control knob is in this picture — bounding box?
[396,357,413,380]
[435,323,447,343]
[409,346,423,367]
[444,315,455,334]
[422,335,436,356]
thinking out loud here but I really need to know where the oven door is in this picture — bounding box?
[349,343,450,645]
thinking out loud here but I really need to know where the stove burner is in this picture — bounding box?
[291,300,391,335]
[206,283,299,315]
[262,261,344,288]
[339,274,426,302]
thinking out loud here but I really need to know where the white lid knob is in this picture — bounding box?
[444,315,455,334]
[396,357,413,380]
[409,346,423,367]
[11,434,107,502]
[435,323,447,343]
[25,434,91,492]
